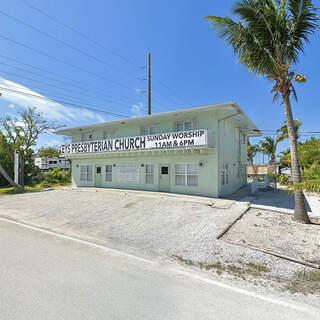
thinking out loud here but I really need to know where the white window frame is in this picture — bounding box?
[175,164,199,186]
[80,165,93,182]
[105,165,112,182]
[145,164,154,184]
[175,120,193,132]
[221,163,229,185]
[141,126,156,135]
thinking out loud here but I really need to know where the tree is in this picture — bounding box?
[206,0,318,223]
[247,139,260,173]
[278,148,291,167]
[276,119,301,144]
[37,146,60,158]
[0,107,60,188]
[259,137,277,164]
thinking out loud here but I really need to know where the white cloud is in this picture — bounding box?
[0,78,110,124]
[131,102,144,116]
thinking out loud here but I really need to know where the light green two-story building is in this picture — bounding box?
[55,102,261,198]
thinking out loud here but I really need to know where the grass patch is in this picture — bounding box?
[173,255,270,279]
[286,270,320,295]
[0,182,71,196]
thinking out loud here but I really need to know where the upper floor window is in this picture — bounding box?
[141,126,156,135]
[176,121,193,132]
[242,133,246,144]
[234,128,239,140]
[103,131,116,139]
[81,134,93,142]
[224,120,230,136]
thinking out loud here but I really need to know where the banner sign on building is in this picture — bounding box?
[61,130,207,155]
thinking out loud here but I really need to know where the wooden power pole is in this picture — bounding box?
[147,52,151,115]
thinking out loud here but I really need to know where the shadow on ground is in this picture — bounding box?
[226,184,312,212]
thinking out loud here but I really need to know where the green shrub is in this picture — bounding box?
[302,165,320,181]
[43,168,71,184]
[278,175,292,185]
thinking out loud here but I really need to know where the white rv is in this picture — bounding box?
[34,157,70,171]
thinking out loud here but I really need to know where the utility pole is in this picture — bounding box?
[147,52,151,115]
[14,151,19,185]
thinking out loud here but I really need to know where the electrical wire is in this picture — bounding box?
[0,86,130,118]
[0,8,141,81]
[0,34,134,91]
[0,69,134,108]
[0,54,139,103]
[17,0,186,106]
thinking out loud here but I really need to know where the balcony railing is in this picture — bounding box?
[61,129,211,155]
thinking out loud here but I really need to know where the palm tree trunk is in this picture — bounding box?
[283,95,310,223]
[0,164,22,188]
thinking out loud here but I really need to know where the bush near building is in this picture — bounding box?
[40,168,71,187]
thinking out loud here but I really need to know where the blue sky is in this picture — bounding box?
[0,0,319,162]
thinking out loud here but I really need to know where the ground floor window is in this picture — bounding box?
[146,164,154,184]
[80,165,92,181]
[221,163,229,185]
[106,165,112,182]
[175,164,198,186]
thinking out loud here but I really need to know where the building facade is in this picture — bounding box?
[55,102,261,197]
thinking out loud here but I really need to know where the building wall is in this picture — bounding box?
[65,107,249,198]
[71,109,219,148]
[71,151,219,197]
[219,119,248,196]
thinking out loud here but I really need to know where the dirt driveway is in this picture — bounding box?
[0,186,311,279]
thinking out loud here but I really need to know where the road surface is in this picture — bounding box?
[0,219,318,320]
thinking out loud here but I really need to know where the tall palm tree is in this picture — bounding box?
[206,0,318,223]
[247,139,260,173]
[260,137,277,164]
[276,119,301,144]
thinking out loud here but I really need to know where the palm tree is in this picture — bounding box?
[276,119,301,144]
[259,137,277,164]
[206,0,318,223]
[247,139,260,173]
[278,148,291,167]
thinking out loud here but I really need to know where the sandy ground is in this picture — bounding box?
[0,187,312,279]
[223,208,320,266]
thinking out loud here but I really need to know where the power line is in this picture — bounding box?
[0,54,139,103]
[0,8,141,81]
[0,34,134,91]
[0,80,136,115]
[252,129,320,134]
[18,0,141,68]
[18,0,185,107]
[0,86,129,118]
[0,69,134,108]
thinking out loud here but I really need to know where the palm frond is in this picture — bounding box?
[289,179,320,193]
[287,0,319,63]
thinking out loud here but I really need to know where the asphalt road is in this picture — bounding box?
[0,219,318,320]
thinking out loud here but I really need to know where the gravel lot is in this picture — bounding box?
[0,187,313,282]
[223,208,320,266]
